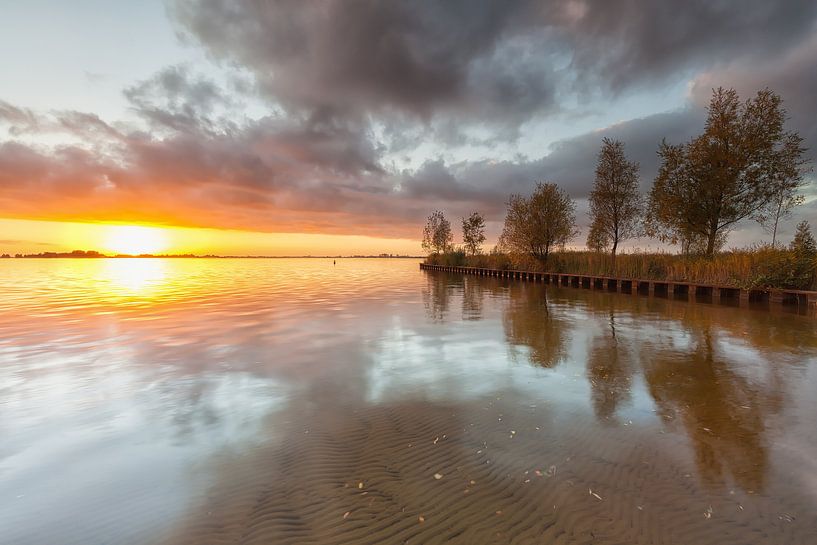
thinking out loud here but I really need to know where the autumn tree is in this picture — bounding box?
[792,220,817,255]
[586,222,609,253]
[421,210,453,254]
[789,220,817,289]
[499,182,577,266]
[757,136,810,245]
[461,212,486,255]
[586,138,643,263]
[646,87,808,256]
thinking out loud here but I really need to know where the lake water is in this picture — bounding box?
[1,258,816,545]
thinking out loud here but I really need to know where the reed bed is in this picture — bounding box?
[426,247,816,290]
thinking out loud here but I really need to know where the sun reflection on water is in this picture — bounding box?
[99,258,169,296]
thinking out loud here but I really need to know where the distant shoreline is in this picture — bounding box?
[1,251,423,259]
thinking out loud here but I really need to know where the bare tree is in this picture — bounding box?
[421,210,453,254]
[461,212,486,255]
[586,138,643,264]
[499,182,577,267]
[647,87,808,256]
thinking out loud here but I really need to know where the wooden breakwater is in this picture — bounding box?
[419,263,817,312]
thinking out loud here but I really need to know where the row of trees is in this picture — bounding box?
[423,87,812,264]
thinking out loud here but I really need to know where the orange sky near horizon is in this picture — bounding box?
[0,218,424,256]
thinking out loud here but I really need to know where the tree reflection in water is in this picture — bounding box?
[422,271,458,322]
[502,282,567,368]
[421,269,801,495]
[642,325,785,494]
[587,311,635,423]
[461,275,484,321]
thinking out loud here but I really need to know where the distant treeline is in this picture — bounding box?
[1,251,423,259]
[2,250,203,258]
[421,87,816,290]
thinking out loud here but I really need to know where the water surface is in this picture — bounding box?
[1,258,816,544]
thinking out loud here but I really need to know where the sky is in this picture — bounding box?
[1,0,816,256]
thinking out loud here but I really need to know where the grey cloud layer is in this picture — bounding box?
[171,0,817,122]
[1,1,816,242]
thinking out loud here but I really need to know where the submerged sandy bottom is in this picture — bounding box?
[162,393,816,545]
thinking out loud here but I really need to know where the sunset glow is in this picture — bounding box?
[103,225,170,255]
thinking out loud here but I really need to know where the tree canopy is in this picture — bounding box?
[647,87,807,255]
[421,210,453,254]
[499,182,577,266]
[586,138,643,262]
[461,212,486,255]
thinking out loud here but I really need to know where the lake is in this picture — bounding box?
[1,258,816,544]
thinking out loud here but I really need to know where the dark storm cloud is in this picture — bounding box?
[563,0,817,92]
[170,0,817,123]
[170,0,558,128]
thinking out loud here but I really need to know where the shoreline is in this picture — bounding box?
[420,263,817,313]
[1,255,424,260]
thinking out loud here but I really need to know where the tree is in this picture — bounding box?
[499,182,577,266]
[461,211,486,255]
[757,135,810,246]
[586,138,643,263]
[421,210,453,254]
[791,220,817,255]
[789,220,817,289]
[586,222,609,253]
[646,87,808,256]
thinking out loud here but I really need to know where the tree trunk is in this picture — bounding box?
[611,239,618,270]
[771,199,783,247]
[705,215,720,256]
[706,230,717,256]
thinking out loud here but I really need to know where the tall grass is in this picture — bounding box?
[426,247,817,290]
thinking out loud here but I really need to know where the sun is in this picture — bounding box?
[103,225,170,255]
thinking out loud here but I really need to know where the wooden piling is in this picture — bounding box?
[418,263,816,314]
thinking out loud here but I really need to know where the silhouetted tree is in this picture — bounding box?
[499,182,577,267]
[421,210,453,254]
[647,87,808,256]
[461,211,486,255]
[587,138,643,264]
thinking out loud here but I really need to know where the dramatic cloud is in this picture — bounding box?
[170,0,558,129]
[1,1,816,246]
[562,0,817,92]
[171,0,817,121]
